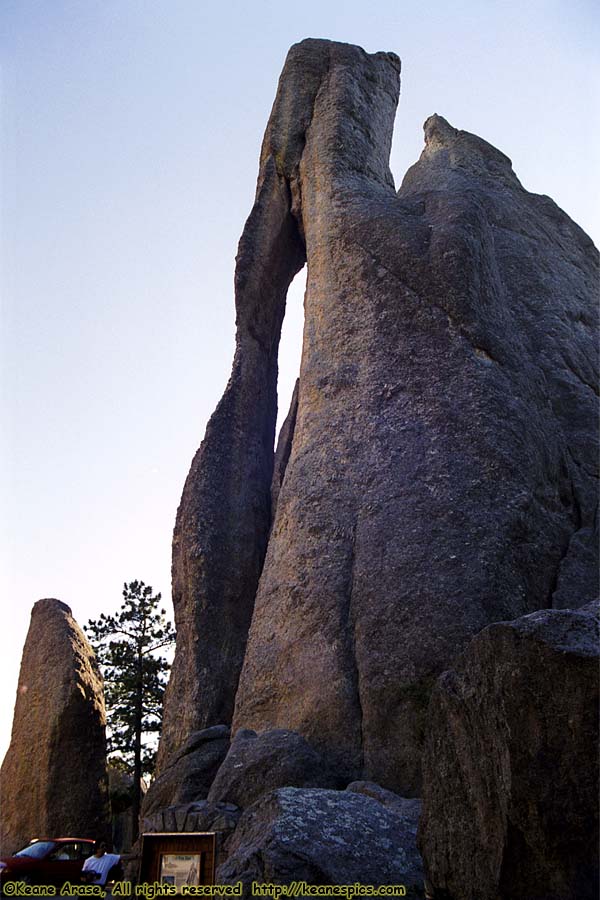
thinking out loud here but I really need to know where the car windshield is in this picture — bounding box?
[15,841,57,859]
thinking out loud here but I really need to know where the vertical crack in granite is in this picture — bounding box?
[344,521,365,776]
[271,379,300,526]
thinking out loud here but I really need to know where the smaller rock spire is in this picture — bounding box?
[0,598,110,855]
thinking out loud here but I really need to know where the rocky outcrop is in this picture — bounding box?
[142,725,230,817]
[0,599,110,855]
[418,601,599,900]
[157,37,599,800]
[207,728,340,809]
[217,787,424,896]
[232,47,599,794]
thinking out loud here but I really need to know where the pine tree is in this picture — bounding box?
[86,581,175,840]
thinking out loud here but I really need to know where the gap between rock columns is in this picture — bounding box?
[156,40,343,772]
[232,40,403,782]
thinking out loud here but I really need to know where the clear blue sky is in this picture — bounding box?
[1,0,598,761]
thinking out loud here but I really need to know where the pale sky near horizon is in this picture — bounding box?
[1,0,598,764]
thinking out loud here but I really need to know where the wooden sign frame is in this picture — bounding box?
[138,833,216,888]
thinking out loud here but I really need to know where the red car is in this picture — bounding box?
[0,838,98,890]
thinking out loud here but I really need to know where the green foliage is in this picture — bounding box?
[86,581,175,780]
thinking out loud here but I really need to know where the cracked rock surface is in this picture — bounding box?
[156,38,599,797]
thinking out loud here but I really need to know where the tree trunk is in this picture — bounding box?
[132,649,143,843]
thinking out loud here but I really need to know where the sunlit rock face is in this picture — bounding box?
[156,38,599,798]
[0,599,110,854]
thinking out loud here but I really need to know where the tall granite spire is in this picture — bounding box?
[155,39,598,796]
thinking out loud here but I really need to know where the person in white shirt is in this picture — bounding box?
[81,842,122,886]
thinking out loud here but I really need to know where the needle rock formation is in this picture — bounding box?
[0,599,110,854]
[155,37,599,802]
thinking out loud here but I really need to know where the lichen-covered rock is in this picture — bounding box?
[418,601,599,900]
[142,725,230,817]
[207,728,340,809]
[0,599,110,855]
[217,787,424,897]
[346,782,422,825]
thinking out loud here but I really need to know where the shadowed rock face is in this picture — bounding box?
[157,38,599,796]
[142,726,230,817]
[207,728,341,809]
[0,599,110,855]
[418,601,599,900]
